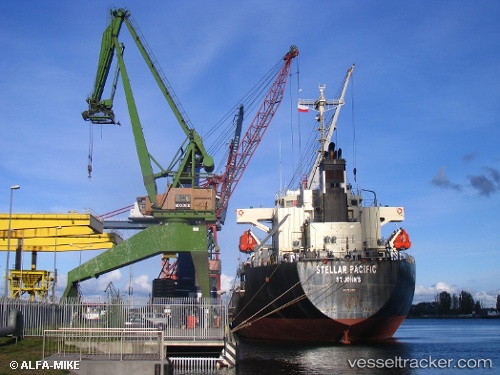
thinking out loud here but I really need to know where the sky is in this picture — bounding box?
[1,1,499,307]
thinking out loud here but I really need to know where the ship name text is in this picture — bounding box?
[315,264,377,275]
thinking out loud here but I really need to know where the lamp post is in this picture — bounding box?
[52,226,62,303]
[4,185,20,298]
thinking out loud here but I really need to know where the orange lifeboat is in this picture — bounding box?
[393,228,411,250]
[239,230,257,253]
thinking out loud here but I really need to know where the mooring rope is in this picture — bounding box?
[231,262,283,322]
[231,262,345,333]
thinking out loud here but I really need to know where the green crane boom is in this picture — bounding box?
[82,8,214,213]
[66,8,217,298]
[66,8,298,299]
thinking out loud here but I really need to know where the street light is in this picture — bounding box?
[4,185,20,298]
[52,226,62,302]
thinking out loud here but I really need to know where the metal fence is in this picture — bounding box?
[43,328,164,361]
[0,296,227,340]
[170,357,220,372]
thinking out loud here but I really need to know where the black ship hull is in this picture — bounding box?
[231,257,416,343]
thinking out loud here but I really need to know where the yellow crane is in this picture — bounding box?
[0,213,121,300]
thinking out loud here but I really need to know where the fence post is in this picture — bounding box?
[120,329,123,361]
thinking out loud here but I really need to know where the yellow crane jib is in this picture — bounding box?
[0,213,121,252]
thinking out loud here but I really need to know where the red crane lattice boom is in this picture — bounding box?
[211,45,299,225]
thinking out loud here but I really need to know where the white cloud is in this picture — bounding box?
[414,281,459,301]
[220,273,236,294]
[413,282,458,304]
[474,290,500,308]
[413,282,499,308]
[131,274,152,295]
[78,269,123,298]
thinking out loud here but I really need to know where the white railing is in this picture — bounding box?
[0,296,227,340]
[43,328,164,361]
[170,357,220,372]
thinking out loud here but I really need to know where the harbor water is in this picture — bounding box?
[231,319,499,374]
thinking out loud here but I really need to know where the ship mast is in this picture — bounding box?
[298,65,354,189]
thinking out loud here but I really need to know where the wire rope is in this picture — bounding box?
[231,262,347,333]
[204,59,285,175]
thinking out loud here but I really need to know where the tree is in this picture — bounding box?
[435,291,451,316]
[474,300,482,315]
[451,294,459,315]
[497,295,500,312]
[409,302,437,317]
[458,290,475,315]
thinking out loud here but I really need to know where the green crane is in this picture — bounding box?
[82,8,214,219]
[64,8,216,298]
[63,8,298,299]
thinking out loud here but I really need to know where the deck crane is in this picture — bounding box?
[63,8,298,298]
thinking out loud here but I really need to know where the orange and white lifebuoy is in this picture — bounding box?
[396,207,403,216]
[237,209,244,216]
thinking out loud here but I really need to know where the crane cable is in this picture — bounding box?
[295,56,302,186]
[209,59,283,170]
[205,58,286,176]
[285,55,301,191]
[88,122,93,178]
[351,73,357,183]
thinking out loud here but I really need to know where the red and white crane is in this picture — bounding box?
[208,45,299,227]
